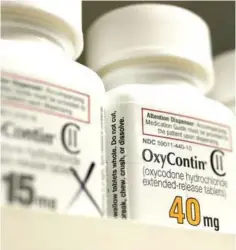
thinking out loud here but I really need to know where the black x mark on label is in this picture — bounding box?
[68,162,103,216]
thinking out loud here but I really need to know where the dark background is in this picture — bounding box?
[78,1,235,64]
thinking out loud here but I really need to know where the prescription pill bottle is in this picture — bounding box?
[208,50,235,113]
[1,0,105,217]
[86,4,235,232]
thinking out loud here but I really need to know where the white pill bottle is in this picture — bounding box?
[208,50,235,113]
[86,4,235,232]
[1,0,105,217]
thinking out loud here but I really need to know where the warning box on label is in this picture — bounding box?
[1,72,90,123]
[142,108,232,152]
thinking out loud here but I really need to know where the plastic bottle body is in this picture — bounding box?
[1,40,106,216]
[208,50,235,114]
[104,65,235,233]
[85,3,235,231]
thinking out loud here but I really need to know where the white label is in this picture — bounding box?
[142,108,232,151]
[1,72,104,217]
[106,103,235,233]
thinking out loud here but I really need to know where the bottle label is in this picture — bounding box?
[106,103,235,233]
[1,71,104,216]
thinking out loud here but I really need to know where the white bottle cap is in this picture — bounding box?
[1,0,83,59]
[86,4,214,93]
[208,50,235,110]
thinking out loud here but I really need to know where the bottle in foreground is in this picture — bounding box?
[1,0,105,217]
[86,4,236,232]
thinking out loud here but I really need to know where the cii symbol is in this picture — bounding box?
[61,123,80,154]
[210,149,226,177]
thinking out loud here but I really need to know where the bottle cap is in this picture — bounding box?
[1,0,83,59]
[86,4,214,92]
[209,50,235,106]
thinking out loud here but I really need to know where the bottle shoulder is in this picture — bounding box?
[106,83,196,103]
[203,97,235,121]
[1,51,105,95]
[106,84,234,125]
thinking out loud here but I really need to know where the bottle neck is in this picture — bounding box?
[101,63,204,95]
[1,21,71,58]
